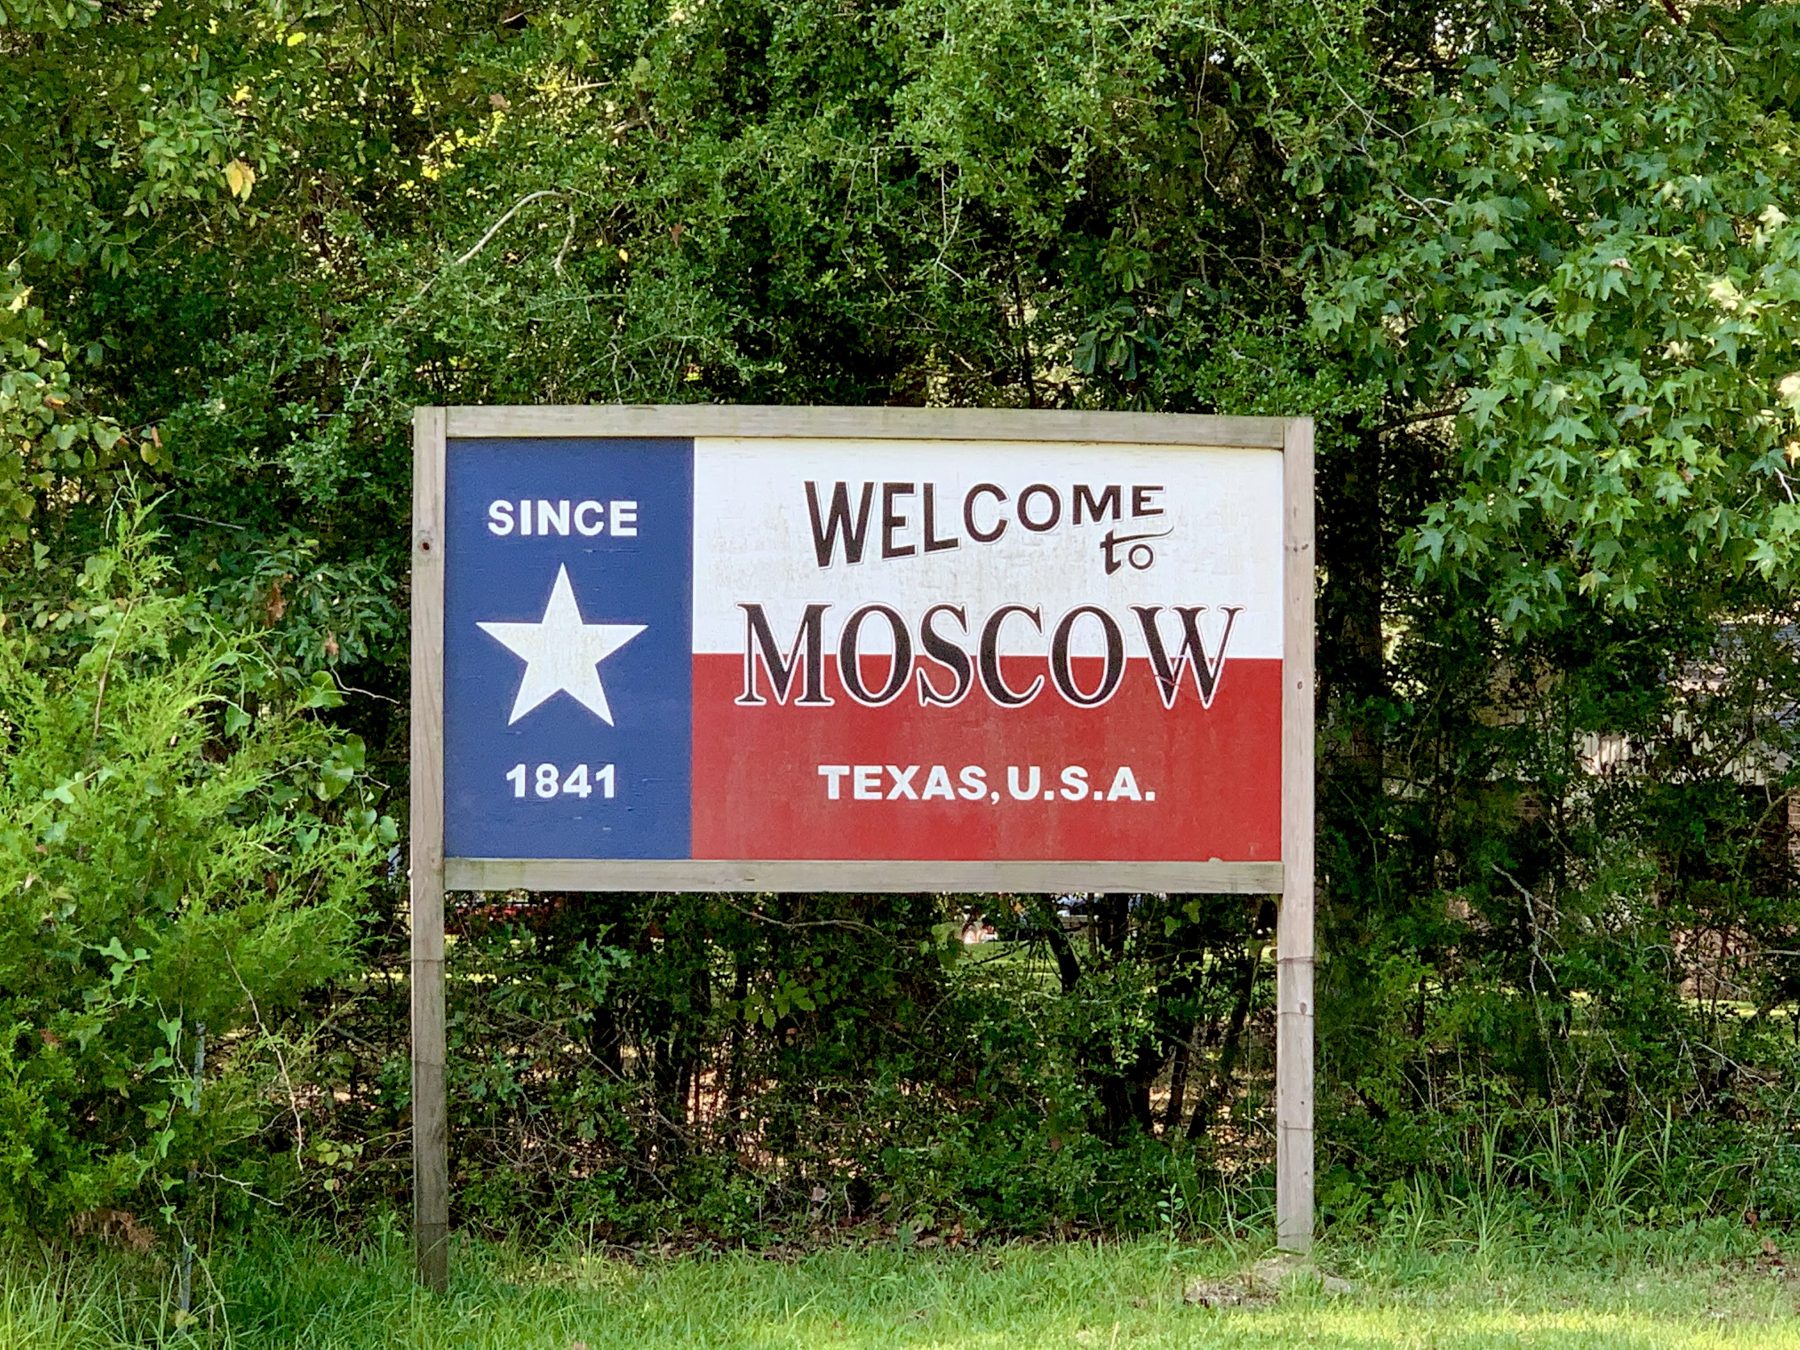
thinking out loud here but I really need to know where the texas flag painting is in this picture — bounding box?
[440,432,1285,865]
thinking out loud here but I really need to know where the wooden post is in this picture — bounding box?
[1276,417,1316,1253]
[411,407,450,1290]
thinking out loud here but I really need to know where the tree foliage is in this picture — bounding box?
[1314,5,1800,629]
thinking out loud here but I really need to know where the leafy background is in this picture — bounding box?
[2,0,1798,1244]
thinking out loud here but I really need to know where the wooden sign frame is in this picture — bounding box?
[409,405,1314,1288]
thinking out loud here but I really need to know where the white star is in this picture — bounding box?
[477,565,646,726]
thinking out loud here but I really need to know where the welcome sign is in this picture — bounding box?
[424,408,1305,891]
[409,405,1316,1287]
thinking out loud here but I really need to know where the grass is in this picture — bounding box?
[5,1213,1799,1349]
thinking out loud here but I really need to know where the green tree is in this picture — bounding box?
[0,506,386,1234]
[1312,4,1800,631]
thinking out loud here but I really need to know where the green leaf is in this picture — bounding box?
[298,671,344,709]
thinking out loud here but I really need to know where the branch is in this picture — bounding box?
[345,190,578,407]
[89,598,137,740]
[1372,404,1461,436]
[221,945,307,1164]
[448,190,572,271]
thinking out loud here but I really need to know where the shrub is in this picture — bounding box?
[0,506,385,1237]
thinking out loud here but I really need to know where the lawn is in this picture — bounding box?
[7,1221,1797,1348]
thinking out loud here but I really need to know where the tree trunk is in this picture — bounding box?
[1189,898,1275,1139]
[1163,1024,1196,1135]
[721,955,750,1156]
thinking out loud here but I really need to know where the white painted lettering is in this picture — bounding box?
[1107,766,1143,801]
[537,499,570,535]
[484,499,639,538]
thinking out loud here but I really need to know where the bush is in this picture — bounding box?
[0,506,386,1237]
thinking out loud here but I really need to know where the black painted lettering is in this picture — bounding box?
[838,604,912,706]
[805,481,876,567]
[916,603,973,706]
[1074,484,1121,525]
[978,605,1044,706]
[1018,483,1061,532]
[1132,605,1241,709]
[881,482,916,559]
[965,483,1008,543]
[1050,605,1125,706]
[922,483,958,554]
[738,603,834,706]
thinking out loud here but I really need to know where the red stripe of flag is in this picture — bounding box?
[691,655,1281,862]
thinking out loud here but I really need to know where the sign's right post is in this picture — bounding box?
[1276,416,1316,1253]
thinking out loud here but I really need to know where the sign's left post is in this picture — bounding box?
[411,407,450,1291]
